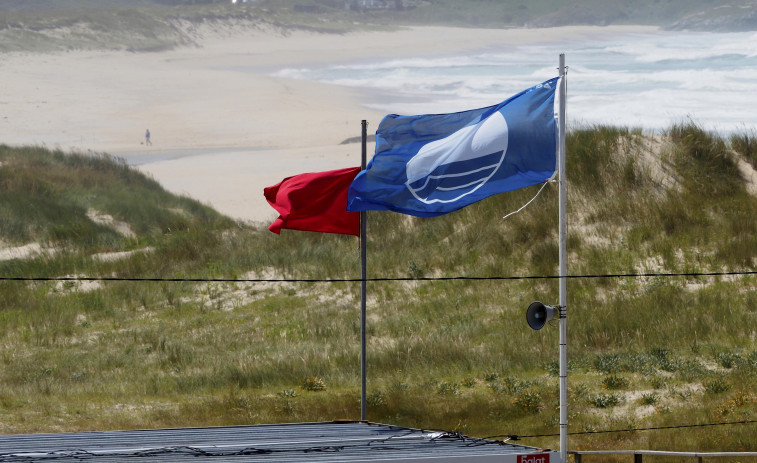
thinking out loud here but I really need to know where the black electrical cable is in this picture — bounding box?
[491,418,757,441]
[0,270,755,283]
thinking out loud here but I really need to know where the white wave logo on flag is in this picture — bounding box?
[346,76,558,218]
[404,110,508,204]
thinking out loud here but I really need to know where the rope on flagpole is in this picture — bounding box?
[502,180,552,220]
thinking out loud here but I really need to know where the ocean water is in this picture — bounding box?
[275,30,757,133]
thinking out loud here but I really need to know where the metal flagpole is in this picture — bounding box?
[557,54,568,463]
[360,120,368,421]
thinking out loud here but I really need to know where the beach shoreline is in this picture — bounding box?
[0,24,657,224]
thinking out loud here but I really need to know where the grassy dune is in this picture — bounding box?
[1,125,756,453]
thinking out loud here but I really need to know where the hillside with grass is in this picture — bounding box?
[1,0,756,53]
[1,125,756,452]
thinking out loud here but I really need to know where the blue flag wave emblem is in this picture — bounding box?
[348,77,560,217]
[405,110,509,204]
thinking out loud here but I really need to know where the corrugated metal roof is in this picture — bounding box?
[0,421,558,462]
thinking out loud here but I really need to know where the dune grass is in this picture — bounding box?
[1,129,756,452]
[731,128,757,169]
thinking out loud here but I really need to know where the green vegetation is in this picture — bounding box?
[0,3,247,53]
[1,125,757,453]
[373,0,743,28]
[731,128,757,169]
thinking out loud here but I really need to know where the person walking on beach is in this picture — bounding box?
[145,129,152,146]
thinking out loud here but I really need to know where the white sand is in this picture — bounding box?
[0,24,656,225]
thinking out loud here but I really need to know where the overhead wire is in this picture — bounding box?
[0,270,755,283]
[491,418,757,441]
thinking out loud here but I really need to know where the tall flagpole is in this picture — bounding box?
[360,120,368,421]
[557,54,568,463]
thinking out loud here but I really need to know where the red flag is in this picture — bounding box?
[264,167,361,236]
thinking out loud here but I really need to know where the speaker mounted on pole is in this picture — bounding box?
[526,301,557,330]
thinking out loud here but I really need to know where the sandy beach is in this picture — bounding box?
[0,24,655,224]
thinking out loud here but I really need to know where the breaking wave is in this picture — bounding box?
[273,30,757,132]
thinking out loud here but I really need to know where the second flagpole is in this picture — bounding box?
[360,119,368,421]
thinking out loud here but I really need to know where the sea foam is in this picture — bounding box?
[273,30,757,133]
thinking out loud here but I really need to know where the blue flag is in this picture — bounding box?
[347,77,560,217]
